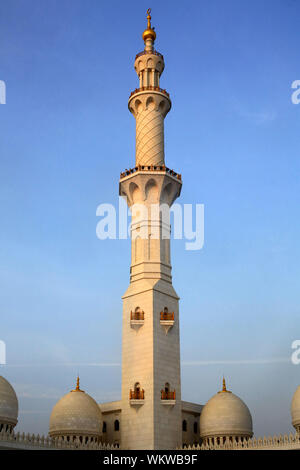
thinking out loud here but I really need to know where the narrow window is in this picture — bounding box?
[114,419,120,432]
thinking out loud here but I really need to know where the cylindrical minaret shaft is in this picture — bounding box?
[128,10,171,167]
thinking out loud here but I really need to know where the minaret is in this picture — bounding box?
[119,10,182,450]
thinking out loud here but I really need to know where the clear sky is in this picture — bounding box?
[0,0,299,437]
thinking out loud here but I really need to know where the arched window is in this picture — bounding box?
[131,382,144,399]
[193,422,198,434]
[102,421,107,433]
[132,307,144,321]
[182,420,187,432]
[114,419,120,432]
[160,307,174,321]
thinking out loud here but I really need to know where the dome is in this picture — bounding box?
[49,378,102,439]
[200,379,253,441]
[291,385,300,431]
[0,376,18,430]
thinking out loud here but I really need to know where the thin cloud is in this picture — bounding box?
[3,358,290,368]
[231,99,277,125]
[3,362,121,368]
[182,358,290,366]
[239,110,277,125]
[12,383,61,400]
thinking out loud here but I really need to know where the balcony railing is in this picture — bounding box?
[120,165,181,181]
[130,310,144,321]
[160,311,175,321]
[135,50,164,60]
[130,389,145,400]
[129,86,170,99]
[161,390,176,400]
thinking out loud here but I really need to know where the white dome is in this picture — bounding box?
[49,379,102,438]
[0,376,18,428]
[291,385,300,431]
[200,380,253,440]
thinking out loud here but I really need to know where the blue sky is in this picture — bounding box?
[0,0,299,436]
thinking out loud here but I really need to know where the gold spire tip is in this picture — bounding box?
[218,376,231,393]
[72,375,84,392]
[222,376,227,392]
[147,8,152,28]
[142,8,156,43]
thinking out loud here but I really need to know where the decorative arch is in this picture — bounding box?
[134,99,143,114]
[146,96,155,111]
[159,100,165,112]
[129,181,142,204]
[145,178,158,202]
[147,58,154,68]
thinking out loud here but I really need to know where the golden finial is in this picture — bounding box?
[147,8,152,29]
[71,376,84,392]
[76,376,80,391]
[218,376,231,393]
[142,8,156,43]
[222,377,227,392]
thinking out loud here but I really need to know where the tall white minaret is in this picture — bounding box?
[119,9,182,450]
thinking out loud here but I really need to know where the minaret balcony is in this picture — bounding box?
[120,165,182,181]
[129,86,170,100]
[129,389,145,406]
[130,310,144,329]
[161,390,176,405]
[135,50,164,60]
[160,311,175,334]
[160,311,174,321]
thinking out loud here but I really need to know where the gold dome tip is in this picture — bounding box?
[218,376,231,393]
[72,376,84,392]
[142,8,156,42]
